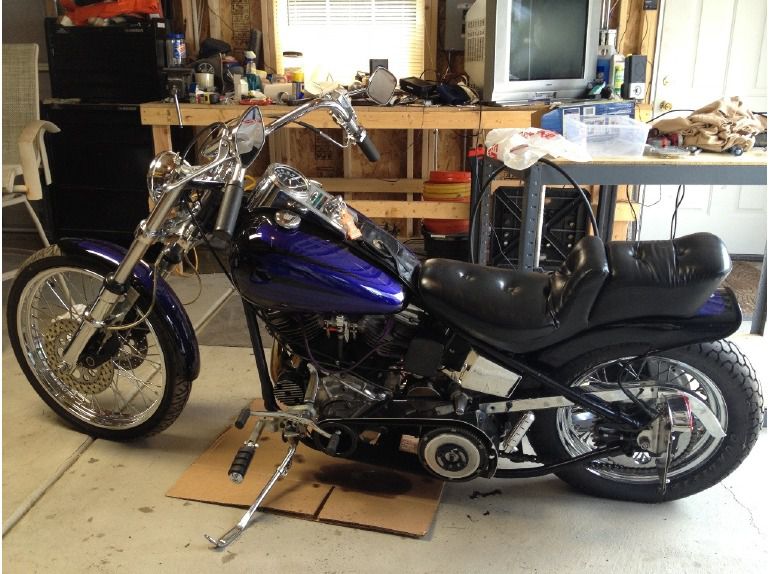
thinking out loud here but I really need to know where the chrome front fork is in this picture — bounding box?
[59,183,186,372]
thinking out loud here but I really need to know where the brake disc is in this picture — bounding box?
[43,318,115,395]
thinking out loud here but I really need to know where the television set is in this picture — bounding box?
[465,0,603,103]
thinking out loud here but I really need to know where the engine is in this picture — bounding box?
[263,307,421,407]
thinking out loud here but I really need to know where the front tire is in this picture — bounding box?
[529,340,763,502]
[7,245,192,440]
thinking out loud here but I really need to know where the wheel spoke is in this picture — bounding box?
[17,265,170,432]
[558,355,728,484]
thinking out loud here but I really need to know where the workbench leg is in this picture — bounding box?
[750,245,766,336]
[152,125,173,154]
[596,185,618,243]
[406,130,415,237]
[518,165,544,271]
[469,156,495,265]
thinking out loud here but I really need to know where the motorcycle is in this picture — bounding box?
[7,68,763,550]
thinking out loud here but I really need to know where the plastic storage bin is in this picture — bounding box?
[563,114,649,157]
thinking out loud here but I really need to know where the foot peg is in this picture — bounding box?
[228,420,266,483]
[205,410,331,550]
[206,439,298,550]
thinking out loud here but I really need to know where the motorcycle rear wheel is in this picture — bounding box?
[7,245,191,440]
[528,340,763,502]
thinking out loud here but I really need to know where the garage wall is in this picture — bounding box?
[2,0,53,99]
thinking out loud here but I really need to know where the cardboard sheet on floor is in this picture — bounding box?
[166,400,444,537]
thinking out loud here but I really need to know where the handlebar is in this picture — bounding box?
[264,89,379,162]
[357,133,380,162]
[213,178,245,241]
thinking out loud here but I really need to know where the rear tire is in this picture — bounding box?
[528,340,763,502]
[7,245,192,440]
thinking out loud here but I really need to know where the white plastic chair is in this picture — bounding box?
[2,43,60,281]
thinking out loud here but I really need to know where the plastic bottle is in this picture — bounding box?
[282,51,304,99]
[612,54,625,93]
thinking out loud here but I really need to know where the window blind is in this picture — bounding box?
[273,0,424,89]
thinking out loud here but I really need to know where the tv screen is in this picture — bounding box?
[465,0,601,103]
[509,0,589,81]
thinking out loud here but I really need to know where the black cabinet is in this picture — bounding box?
[43,103,154,247]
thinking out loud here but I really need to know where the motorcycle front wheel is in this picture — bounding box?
[528,340,763,502]
[7,245,191,440]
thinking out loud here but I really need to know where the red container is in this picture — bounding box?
[423,196,470,234]
[429,171,472,183]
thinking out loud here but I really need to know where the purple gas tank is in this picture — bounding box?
[230,214,406,314]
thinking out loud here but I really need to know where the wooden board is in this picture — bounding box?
[140,103,541,130]
[167,400,444,538]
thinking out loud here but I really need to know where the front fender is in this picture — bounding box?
[58,238,200,381]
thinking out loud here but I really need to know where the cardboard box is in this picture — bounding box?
[167,401,445,537]
[539,100,636,134]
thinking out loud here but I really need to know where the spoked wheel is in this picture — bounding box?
[7,245,191,440]
[529,341,763,502]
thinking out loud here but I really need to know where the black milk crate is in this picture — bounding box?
[491,186,591,270]
[422,229,470,262]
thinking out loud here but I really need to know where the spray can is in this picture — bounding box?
[166,33,186,67]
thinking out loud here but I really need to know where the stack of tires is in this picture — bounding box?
[422,171,471,261]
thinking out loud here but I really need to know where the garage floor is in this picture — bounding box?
[2,273,768,574]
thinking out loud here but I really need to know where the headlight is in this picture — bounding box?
[146,150,182,202]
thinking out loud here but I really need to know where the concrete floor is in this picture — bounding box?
[2,273,768,573]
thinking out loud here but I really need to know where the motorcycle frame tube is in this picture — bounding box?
[472,340,650,429]
[242,300,280,412]
[465,288,742,430]
[57,238,201,381]
[494,445,626,478]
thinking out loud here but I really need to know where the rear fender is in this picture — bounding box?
[530,287,742,369]
[58,238,200,381]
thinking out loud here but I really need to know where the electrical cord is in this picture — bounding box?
[670,184,686,239]
[105,258,161,331]
[537,157,600,236]
[616,358,658,420]
[184,203,236,285]
[625,186,638,239]
[646,109,695,123]
[469,162,507,263]
[469,157,600,264]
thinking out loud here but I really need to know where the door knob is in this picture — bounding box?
[659,101,673,111]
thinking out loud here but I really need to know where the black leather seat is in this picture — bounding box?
[589,232,731,324]
[417,233,731,354]
[418,236,609,353]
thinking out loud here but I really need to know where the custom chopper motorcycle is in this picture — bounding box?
[7,69,763,549]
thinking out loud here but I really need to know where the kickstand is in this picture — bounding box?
[205,437,299,550]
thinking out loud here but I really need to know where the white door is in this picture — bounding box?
[640,0,767,256]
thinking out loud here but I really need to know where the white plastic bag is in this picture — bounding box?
[485,128,591,170]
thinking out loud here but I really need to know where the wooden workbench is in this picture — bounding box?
[139,103,543,224]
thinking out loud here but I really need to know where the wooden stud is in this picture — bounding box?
[152,125,173,153]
